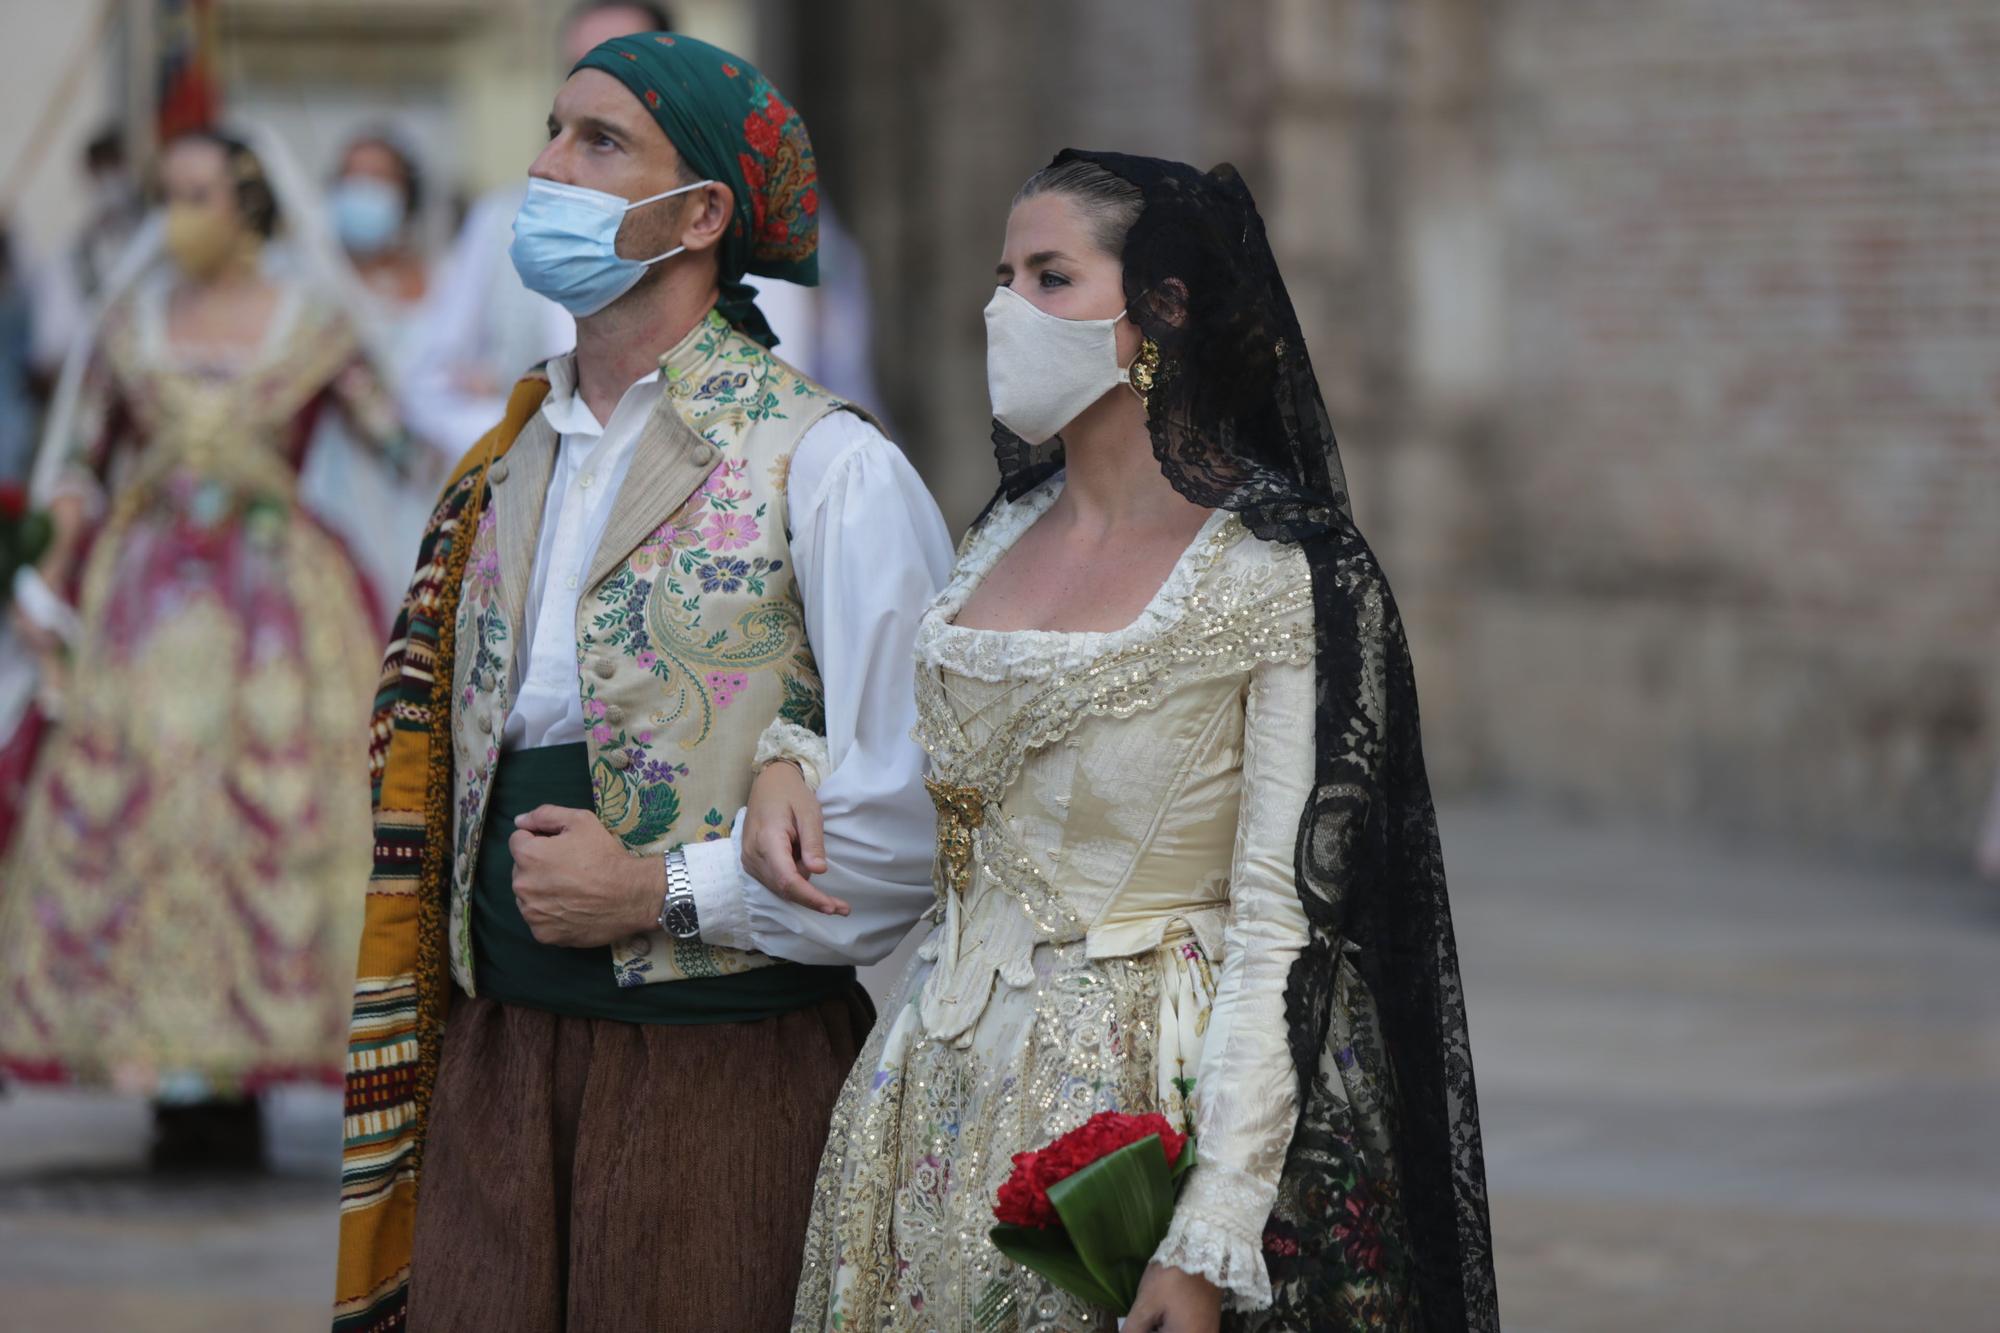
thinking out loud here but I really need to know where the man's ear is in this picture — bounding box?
[679,181,736,255]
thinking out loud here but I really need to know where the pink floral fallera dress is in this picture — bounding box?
[0,278,408,1096]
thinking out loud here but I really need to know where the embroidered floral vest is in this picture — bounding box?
[445,310,857,990]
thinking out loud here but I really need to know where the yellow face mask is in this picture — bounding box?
[164,203,249,279]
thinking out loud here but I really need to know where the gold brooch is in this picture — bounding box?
[925,774,986,899]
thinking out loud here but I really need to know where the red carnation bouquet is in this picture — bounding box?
[988,1111,1196,1317]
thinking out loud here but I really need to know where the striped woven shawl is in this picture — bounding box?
[333,376,550,1332]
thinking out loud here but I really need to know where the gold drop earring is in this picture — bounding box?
[1128,337,1163,410]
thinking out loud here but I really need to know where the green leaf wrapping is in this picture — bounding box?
[988,1222,1124,1313]
[988,1135,1197,1317]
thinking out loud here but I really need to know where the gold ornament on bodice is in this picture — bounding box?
[924,774,987,903]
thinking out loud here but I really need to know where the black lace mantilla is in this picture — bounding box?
[989,150,1498,1331]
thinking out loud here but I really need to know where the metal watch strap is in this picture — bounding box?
[658,847,699,940]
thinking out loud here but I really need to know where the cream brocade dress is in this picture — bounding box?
[795,481,1322,1330]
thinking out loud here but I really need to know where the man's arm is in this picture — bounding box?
[681,411,953,965]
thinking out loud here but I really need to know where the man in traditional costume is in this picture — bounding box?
[332,34,951,1332]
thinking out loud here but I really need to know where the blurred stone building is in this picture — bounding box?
[770,0,2000,860]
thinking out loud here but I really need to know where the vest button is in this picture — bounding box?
[489,460,510,484]
[593,657,617,679]
[693,443,719,467]
[606,749,632,771]
[605,704,625,724]
[476,711,492,734]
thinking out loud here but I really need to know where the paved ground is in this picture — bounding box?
[2,797,1996,1332]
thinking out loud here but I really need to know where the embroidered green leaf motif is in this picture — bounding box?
[779,671,826,732]
[630,781,682,846]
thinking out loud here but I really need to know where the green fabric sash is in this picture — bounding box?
[471,743,854,1024]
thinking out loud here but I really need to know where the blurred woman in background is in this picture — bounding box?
[330,130,429,316]
[0,129,414,1169]
[306,127,441,617]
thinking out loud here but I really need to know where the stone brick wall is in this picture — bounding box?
[1458,0,2000,854]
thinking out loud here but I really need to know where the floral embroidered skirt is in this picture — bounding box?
[0,492,379,1096]
[792,933,1214,1333]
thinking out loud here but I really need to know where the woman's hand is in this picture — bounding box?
[10,554,75,659]
[8,599,62,658]
[741,760,849,916]
[1123,1263,1222,1333]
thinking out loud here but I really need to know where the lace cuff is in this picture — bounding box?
[1152,1164,1277,1310]
[11,566,79,642]
[753,719,831,791]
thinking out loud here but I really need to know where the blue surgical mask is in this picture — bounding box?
[330,176,407,257]
[508,175,713,317]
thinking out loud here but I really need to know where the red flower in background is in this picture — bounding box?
[0,483,25,521]
[994,1111,1188,1230]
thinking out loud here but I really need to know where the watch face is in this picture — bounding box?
[664,896,700,940]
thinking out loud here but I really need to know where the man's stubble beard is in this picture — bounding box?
[621,190,697,303]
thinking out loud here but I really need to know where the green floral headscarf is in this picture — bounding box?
[573,32,818,348]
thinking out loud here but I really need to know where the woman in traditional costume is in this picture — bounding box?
[0,129,413,1166]
[761,153,1499,1331]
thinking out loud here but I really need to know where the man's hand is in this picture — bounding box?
[741,761,849,916]
[509,805,661,947]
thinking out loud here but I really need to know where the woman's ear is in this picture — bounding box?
[680,181,736,255]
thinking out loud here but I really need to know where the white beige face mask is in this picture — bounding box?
[983,285,1137,445]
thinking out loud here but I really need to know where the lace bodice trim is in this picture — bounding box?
[915,477,1240,683]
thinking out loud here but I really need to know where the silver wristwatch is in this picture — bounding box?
[658,847,699,940]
